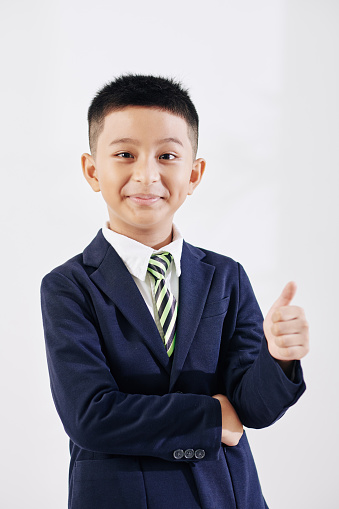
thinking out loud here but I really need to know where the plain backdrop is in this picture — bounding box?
[1,0,338,507]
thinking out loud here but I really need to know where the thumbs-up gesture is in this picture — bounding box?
[263,282,309,365]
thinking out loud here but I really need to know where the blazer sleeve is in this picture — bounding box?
[219,263,306,429]
[41,271,221,462]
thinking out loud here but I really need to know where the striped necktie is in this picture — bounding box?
[147,252,177,357]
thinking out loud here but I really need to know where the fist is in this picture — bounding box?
[263,282,309,362]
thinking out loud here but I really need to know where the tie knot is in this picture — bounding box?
[147,252,173,280]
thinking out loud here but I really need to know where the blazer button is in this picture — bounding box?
[194,449,206,460]
[173,449,184,460]
[184,449,195,459]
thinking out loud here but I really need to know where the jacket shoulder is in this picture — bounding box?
[41,230,109,285]
[185,241,239,270]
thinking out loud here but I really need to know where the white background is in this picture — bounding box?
[1,0,338,507]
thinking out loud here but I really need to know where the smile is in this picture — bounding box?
[127,194,162,205]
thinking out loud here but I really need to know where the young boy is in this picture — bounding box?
[41,75,309,509]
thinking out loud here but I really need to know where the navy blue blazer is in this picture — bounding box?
[41,230,306,509]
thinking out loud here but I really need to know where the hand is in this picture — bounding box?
[263,282,309,370]
[212,394,243,446]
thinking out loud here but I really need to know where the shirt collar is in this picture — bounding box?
[101,222,183,281]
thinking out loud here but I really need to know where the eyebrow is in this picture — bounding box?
[109,137,184,147]
[109,137,140,146]
[158,137,184,147]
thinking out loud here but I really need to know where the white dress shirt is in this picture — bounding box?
[102,222,183,341]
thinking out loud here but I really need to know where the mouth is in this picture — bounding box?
[127,194,163,205]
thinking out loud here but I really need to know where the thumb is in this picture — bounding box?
[271,281,297,310]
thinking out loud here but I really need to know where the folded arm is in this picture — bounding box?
[41,271,222,462]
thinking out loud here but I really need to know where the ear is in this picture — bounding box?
[188,158,206,195]
[81,153,101,192]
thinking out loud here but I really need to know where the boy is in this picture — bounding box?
[41,75,309,509]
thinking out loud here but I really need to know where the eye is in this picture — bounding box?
[159,153,175,160]
[116,152,134,158]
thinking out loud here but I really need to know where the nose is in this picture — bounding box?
[132,158,160,185]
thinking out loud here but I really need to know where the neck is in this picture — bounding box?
[107,222,173,250]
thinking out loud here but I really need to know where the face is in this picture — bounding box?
[82,106,205,245]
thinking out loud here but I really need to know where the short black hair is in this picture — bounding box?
[88,74,199,157]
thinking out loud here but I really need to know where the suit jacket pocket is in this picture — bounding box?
[201,296,230,319]
[71,458,147,509]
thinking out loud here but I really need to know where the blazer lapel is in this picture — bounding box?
[83,231,171,373]
[169,241,215,390]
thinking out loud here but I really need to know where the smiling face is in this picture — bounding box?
[82,106,205,248]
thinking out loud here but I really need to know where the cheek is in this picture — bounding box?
[169,171,191,196]
[99,167,128,191]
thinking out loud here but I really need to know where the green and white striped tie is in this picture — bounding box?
[147,252,177,357]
